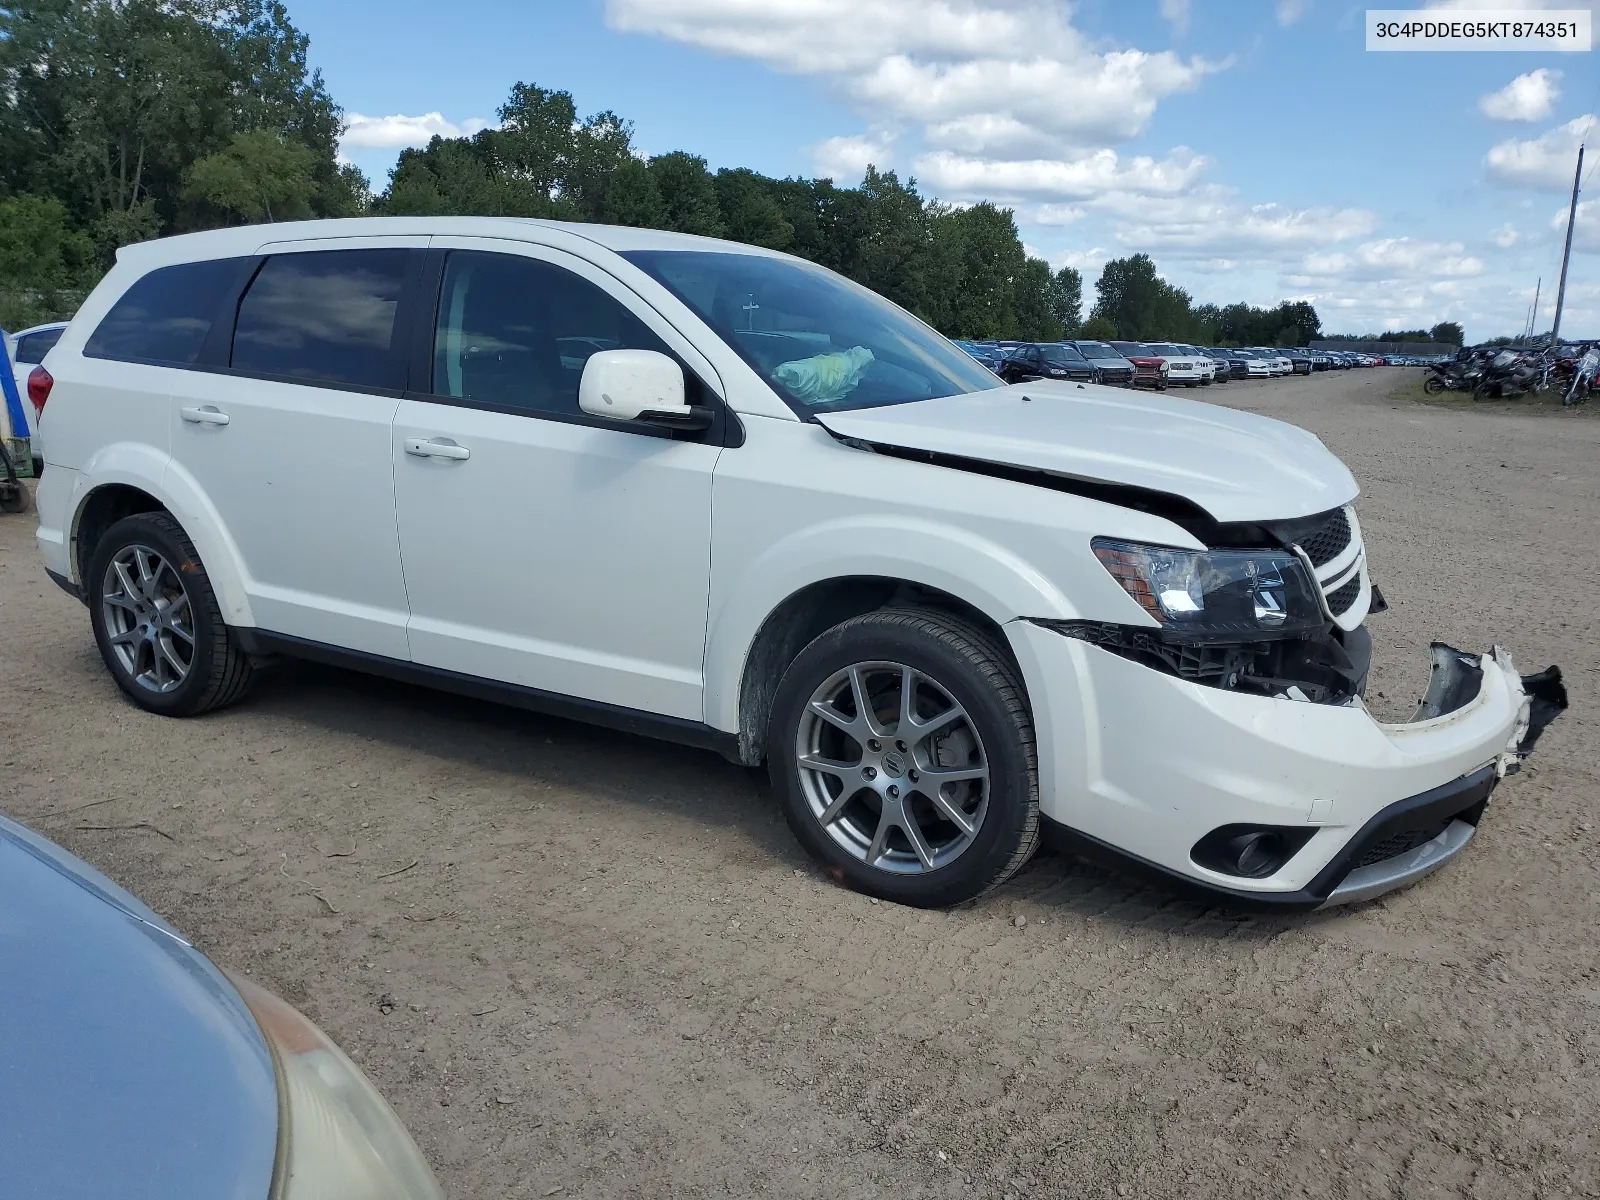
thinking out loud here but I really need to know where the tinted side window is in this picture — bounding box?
[84,259,247,366]
[232,250,410,390]
[14,328,63,364]
[432,251,671,415]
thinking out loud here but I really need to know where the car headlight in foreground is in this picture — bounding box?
[230,974,445,1200]
[1091,538,1325,638]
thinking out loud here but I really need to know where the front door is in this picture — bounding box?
[391,242,724,721]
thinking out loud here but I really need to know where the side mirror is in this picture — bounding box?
[579,349,711,430]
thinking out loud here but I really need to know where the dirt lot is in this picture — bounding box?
[2,368,1597,1199]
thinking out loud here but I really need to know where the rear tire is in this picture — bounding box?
[87,512,255,716]
[1423,377,1445,395]
[766,608,1040,908]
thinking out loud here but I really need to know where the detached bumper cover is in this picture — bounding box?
[1009,622,1566,910]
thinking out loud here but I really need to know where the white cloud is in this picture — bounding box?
[1098,188,1378,258]
[1485,116,1596,189]
[811,131,897,181]
[1552,199,1600,252]
[1277,0,1310,26]
[1160,0,1190,36]
[340,112,491,153]
[1479,69,1562,122]
[1492,223,1520,247]
[913,148,1207,201]
[1033,203,1087,225]
[1295,238,1485,282]
[606,0,1217,157]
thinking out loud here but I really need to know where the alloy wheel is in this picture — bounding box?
[794,661,990,874]
[100,544,196,693]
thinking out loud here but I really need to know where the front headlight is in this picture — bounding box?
[1091,538,1325,639]
[230,974,445,1200]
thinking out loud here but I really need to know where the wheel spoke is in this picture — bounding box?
[135,549,157,599]
[108,628,141,647]
[897,805,937,870]
[797,753,856,781]
[925,788,979,837]
[155,636,188,681]
[807,699,860,738]
[906,701,966,739]
[848,666,887,739]
[818,784,862,825]
[919,764,987,785]
[112,560,141,606]
[103,592,140,613]
[865,802,895,866]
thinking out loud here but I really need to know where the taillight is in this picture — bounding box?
[27,365,52,412]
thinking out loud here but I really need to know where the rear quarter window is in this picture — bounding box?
[84,258,250,366]
[13,328,63,364]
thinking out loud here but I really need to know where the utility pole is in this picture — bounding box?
[1549,146,1583,352]
[1527,276,1541,343]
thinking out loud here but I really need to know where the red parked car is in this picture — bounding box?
[1107,341,1170,390]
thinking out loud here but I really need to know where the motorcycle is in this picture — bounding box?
[1423,358,1481,394]
[1564,345,1598,406]
[1472,349,1542,401]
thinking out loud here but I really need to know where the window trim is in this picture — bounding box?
[405,244,742,448]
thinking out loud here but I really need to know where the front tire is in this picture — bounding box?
[1423,377,1445,395]
[766,608,1040,907]
[87,512,255,716]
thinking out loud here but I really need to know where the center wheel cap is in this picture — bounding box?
[880,751,907,778]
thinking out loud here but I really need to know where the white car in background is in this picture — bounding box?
[1143,342,1213,387]
[1252,348,1292,376]
[1233,351,1274,378]
[6,321,67,472]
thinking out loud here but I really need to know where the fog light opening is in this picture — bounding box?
[1192,824,1316,880]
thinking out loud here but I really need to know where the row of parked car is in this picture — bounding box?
[949,338,1394,389]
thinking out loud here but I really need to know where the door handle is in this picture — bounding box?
[180,405,230,426]
[404,438,470,461]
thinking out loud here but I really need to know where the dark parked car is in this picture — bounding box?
[1285,348,1313,375]
[1069,340,1136,386]
[950,339,1004,374]
[997,341,1097,384]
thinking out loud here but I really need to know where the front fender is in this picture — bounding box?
[66,443,256,627]
[701,514,1078,734]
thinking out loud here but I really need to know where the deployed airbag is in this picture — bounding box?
[773,346,874,404]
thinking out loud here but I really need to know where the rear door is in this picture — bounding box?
[167,240,425,658]
[391,239,725,720]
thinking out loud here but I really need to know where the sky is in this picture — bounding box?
[297,0,1600,342]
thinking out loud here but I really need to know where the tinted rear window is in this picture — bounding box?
[84,259,247,366]
[13,328,63,364]
[231,250,411,390]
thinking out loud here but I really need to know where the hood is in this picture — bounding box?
[0,813,278,1200]
[814,381,1359,523]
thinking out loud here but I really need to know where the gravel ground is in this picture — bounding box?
[2,368,1596,1200]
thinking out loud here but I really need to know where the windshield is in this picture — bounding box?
[1110,341,1153,357]
[1145,343,1183,356]
[1074,342,1119,359]
[622,250,1002,413]
[1041,343,1086,364]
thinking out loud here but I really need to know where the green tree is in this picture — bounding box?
[1430,321,1464,347]
[1013,258,1062,341]
[0,193,97,327]
[599,158,667,228]
[714,168,791,249]
[1049,266,1082,336]
[649,152,724,237]
[1080,314,1118,340]
[0,0,351,242]
[183,129,318,223]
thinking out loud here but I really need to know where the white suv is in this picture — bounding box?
[31,218,1563,909]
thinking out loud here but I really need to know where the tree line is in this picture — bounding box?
[2,0,1333,349]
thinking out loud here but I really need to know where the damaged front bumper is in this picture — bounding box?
[1007,622,1567,911]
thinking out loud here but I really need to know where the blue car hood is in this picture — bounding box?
[0,813,278,1200]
